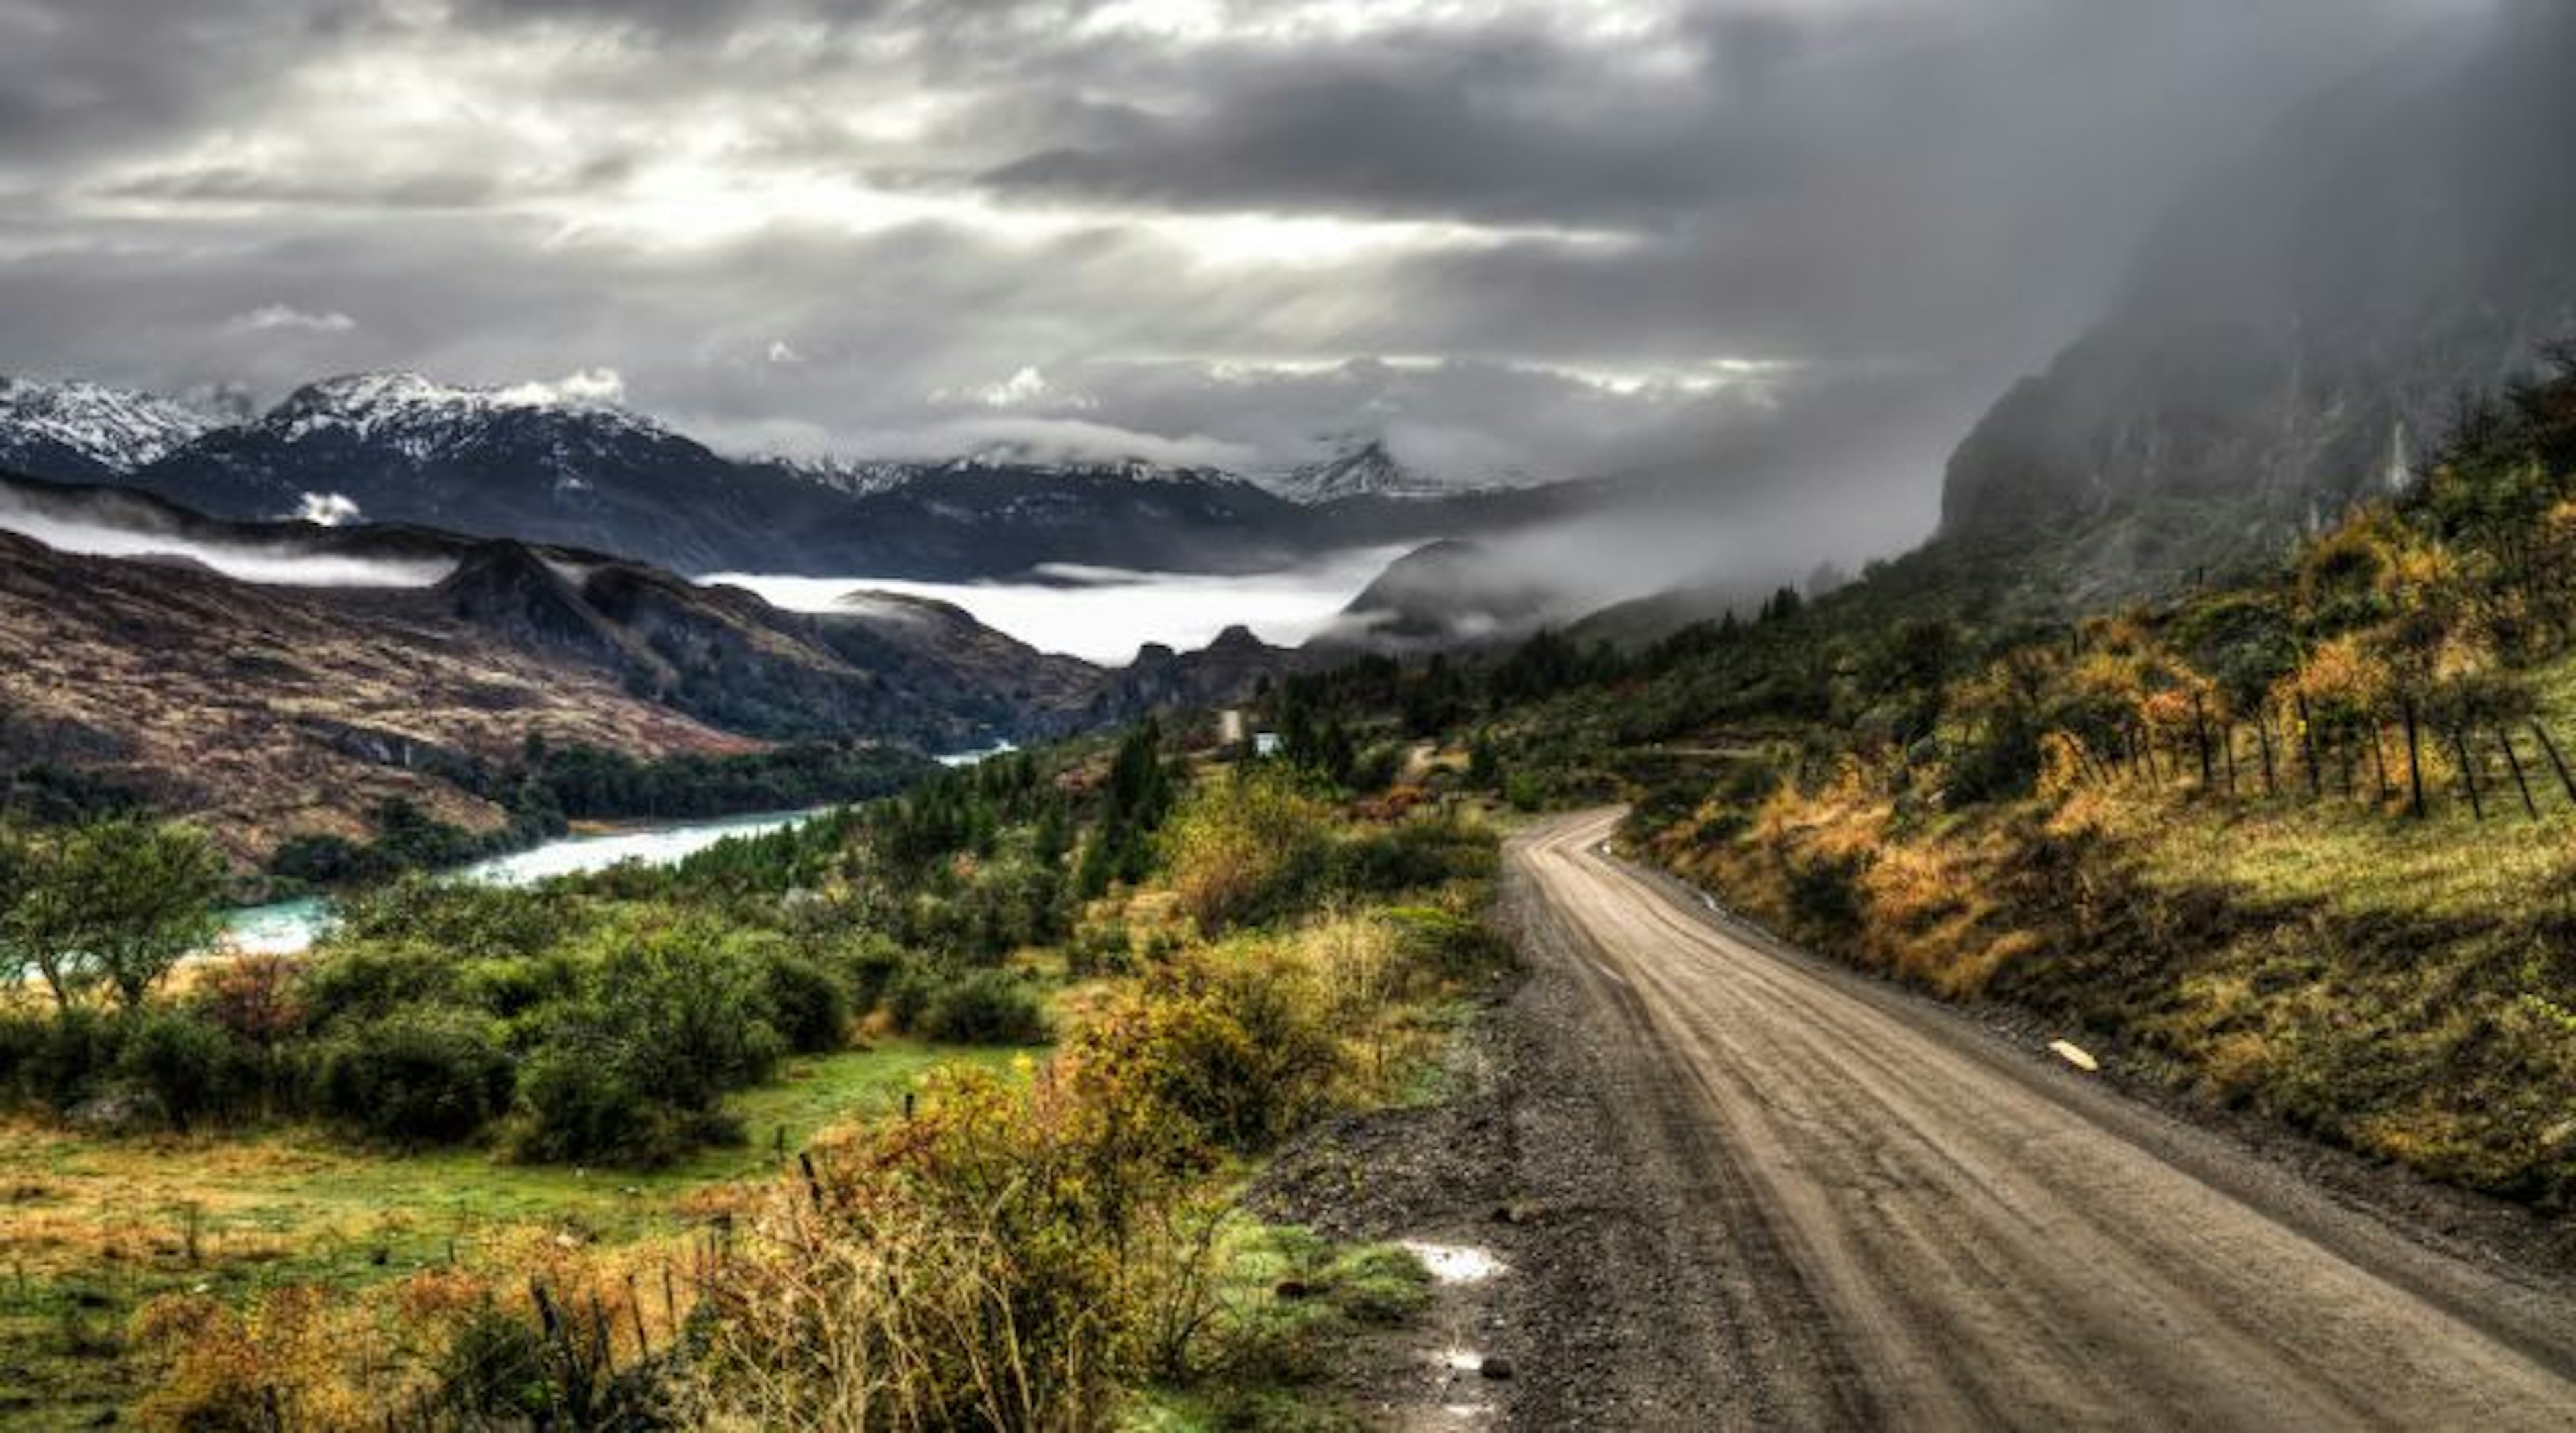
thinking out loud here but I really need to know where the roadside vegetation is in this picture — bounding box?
[1268,352,2576,1214]
[1,721,1507,1428]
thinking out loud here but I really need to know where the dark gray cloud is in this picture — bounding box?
[0,0,2507,581]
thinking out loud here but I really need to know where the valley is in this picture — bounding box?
[5,2,2575,1429]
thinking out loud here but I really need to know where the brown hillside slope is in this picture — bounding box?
[0,529,747,860]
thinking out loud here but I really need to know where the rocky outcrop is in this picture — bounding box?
[1939,2,2576,589]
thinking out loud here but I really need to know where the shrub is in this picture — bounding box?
[513,931,784,1164]
[1067,920,1134,977]
[913,967,1050,1046]
[1165,771,1332,933]
[758,952,850,1054]
[1329,816,1495,897]
[315,1007,516,1145]
[0,1008,42,1104]
[1385,906,1513,980]
[117,1009,257,1132]
[333,878,570,963]
[826,932,910,1013]
[15,1006,125,1112]
[684,1065,1159,1430]
[513,1042,675,1165]
[1784,849,1871,934]
[299,941,460,1028]
[1087,953,1342,1154]
[268,832,382,886]
[433,1302,559,1421]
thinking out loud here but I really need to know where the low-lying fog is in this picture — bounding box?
[0,497,457,588]
[0,494,1401,661]
[711,548,1411,664]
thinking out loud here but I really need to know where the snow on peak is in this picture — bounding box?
[1263,437,1451,504]
[0,374,221,474]
[265,370,666,454]
[940,444,1224,485]
[777,455,927,498]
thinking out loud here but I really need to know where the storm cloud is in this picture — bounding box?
[0,0,2504,558]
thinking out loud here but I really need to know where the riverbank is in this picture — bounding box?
[221,807,828,955]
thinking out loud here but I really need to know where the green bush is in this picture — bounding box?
[315,1007,516,1145]
[1164,771,1333,933]
[1385,906,1512,979]
[914,967,1051,1046]
[433,1302,559,1420]
[15,1007,125,1112]
[513,1042,682,1165]
[1067,920,1134,977]
[0,1009,46,1104]
[117,1010,257,1131]
[758,952,850,1054]
[333,878,570,963]
[824,933,910,1012]
[299,941,460,1028]
[512,931,784,1164]
[1329,818,1495,897]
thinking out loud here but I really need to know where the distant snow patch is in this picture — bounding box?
[292,492,363,526]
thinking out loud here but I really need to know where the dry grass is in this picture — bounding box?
[1658,749,2576,1206]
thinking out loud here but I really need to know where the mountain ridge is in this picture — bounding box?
[0,369,1609,582]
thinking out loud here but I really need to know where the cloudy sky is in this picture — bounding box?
[0,0,2494,546]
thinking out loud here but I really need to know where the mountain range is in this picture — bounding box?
[0,468,1316,859]
[0,370,1588,582]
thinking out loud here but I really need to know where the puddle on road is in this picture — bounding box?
[1402,1240,1505,1285]
[1382,1238,1511,1430]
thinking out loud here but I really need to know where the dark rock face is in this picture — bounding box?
[1940,3,2576,576]
[1088,624,1312,721]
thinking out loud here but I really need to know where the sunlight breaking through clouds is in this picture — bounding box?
[0,0,2496,496]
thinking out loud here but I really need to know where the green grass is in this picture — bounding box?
[1120,1228,1431,1433]
[0,1039,1023,1429]
[2121,797,2570,922]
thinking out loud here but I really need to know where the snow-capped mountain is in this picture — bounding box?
[131,371,849,571]
[1262,439,1454,504]
[775,455,927,499]
[262,371,674,461]
[0,375,219,482]
[18,368,1603,580]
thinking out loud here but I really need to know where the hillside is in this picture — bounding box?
[0,472,1139,861]
[1937,1,2576,606]
[0,527,748,862]
[1260,356,2576,1211]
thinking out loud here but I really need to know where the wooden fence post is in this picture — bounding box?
[2256,718,2279,798]
[2194,694,2214,791]
[2294,693,2321,799]
[2451,727,2485,821]
[2531,720,2576,806]
[2223,722,2239,796]
[2402,696,2425,818]
[2496,725,2539,818]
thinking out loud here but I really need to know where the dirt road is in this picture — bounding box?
[1497,809,2576,1430]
